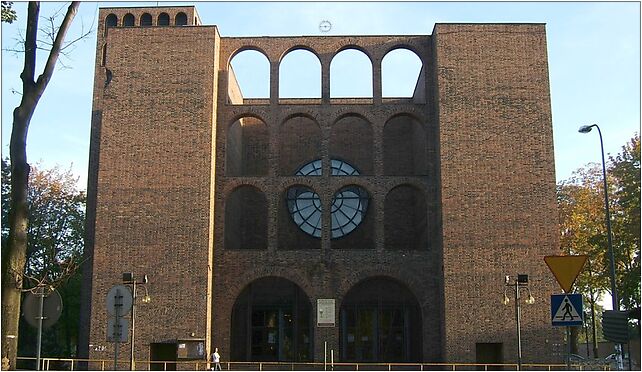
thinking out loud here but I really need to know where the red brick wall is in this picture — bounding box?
[83,8,220,365]
[224,185,268,250]
[433,23,562,363]
[384,185,429,251]
[278,116,323,175]
[383,115,429,175]
[330,115,374,175]
[226,117,269,176]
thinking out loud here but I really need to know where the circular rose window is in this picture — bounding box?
[286,186,322,238]
[287,159,369,238]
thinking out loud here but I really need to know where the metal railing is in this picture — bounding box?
[16,357,611,371]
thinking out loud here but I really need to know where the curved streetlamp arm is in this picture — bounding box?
[595,125,618,310]
[578,123,623,371]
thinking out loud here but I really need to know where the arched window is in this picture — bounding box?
[330,115,373,175]
[278,116,321,175]
[226,116,269,176]
[225,185,268,250]
[384,185,427,250]
[140,13,152,26]
[158,12,170,26]
[175,12,188,26]
[330,48,372,98]
[123,13,135,27]
[279,49,321,99]
[228,49,270,103]
[340,277,422,362]
[231,277,313,361]
[105,14,118,28]
[383,115,427,175]
[382,48,423,98]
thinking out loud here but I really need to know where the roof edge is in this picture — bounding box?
[99,5,196,10]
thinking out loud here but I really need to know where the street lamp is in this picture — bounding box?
[503,274,535,371]
[578,123,622,369]
[122,273,150,371]
[578,124,618,310]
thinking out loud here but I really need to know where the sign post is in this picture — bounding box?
[23,288,63,371]
[106,285,133,370]
[545,255,587,369]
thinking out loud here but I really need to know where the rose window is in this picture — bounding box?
[287,159,369,239]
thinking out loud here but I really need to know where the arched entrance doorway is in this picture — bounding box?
[340,277,422,362]
[230,277,312,362]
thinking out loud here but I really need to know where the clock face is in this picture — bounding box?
[319,20,332,33]
[288,159,369,239]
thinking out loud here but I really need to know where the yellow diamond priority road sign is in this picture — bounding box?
[544,255,588,293]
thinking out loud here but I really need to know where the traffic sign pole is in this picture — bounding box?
[36,287,45,371]
[114,288,122,370]
[106,284,132,370]
[22,287,63,371]
[550,293,584,370]
[130,281,136,371]
[545,256,588,368]
[566,327,571,370]
[114,302,119,371]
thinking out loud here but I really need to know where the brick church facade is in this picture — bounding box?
[80,5,563,367]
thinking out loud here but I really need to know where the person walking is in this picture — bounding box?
[211,347,222,371]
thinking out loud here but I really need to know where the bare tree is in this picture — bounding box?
[1,2,81,369]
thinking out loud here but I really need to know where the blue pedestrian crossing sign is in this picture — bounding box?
[551,294,583,326]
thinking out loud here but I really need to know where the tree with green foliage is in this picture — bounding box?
[558,164,609,355]
[557,133,641,356]
[609,135,641,312]
[1,159,85,364]
[1,1,17,23]
[558,164,611,297]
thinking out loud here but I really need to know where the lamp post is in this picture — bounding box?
[578,124,618,310]
[586,258,599,358]
[122,273,151,371]
[503,274,535,371]
[578,124,623,369]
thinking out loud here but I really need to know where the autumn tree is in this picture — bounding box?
[558,165,611,295]
[1,2,82,369]
[558,133,641,356]
[609,134,641,312]
[558,164,610,355]
[1,159,85,361]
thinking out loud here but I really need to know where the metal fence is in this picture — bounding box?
[16,357,612,371]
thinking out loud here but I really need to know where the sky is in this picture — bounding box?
[1,1,640,190]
